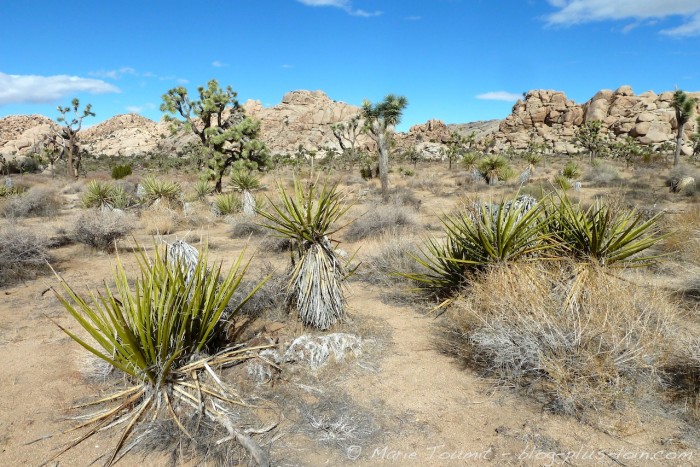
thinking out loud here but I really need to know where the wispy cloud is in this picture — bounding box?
[212,60,227,68]
[545,0,700,36]
[0,72,120,105]
[88,67,136,79]
[405,15,422,21]
[476,91,522,102]
[297,0,381,17]
[126,103,156,114]
[281,64,294,69]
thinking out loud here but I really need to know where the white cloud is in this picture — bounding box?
[88,67,136,79]
[546,0,700,36]
[126,103,156,114]
[281,64,294,69]
[405,15,422,21]
[0,72,120,105]
[212,60,227,68]
[475,91,522,102]
[297,0,381,17]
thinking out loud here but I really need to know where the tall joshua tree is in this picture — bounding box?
[56,98,94,178]
[361,94,408,202]
[161,79,269,192]
[672,89,697,167]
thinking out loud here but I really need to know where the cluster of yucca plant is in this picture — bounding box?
[48,241,269,465]
[191,179,214,201]
[257,178,354,329]
[140,175,182,206]
[406,195,549,300]
[82,180,116,208]
[406,193,663,301]
[213,192,242,216]
[478,155,512,185]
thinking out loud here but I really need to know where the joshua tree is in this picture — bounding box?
[445,131,467,169]
[331,115,363,169]
[54,98,94,178]
[671,89,697,167]
[361,94,408,201]
[574,120,607,161]
[161,79,269,192]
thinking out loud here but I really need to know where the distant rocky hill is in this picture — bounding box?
[2,86,699,165]
[493,86,700,155]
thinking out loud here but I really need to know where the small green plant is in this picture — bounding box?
[111,184,134,209]
[405,195,549,300]
[192,179,214,200]
[547,194,663,266]
[478,155,511,185]
[212,192,241,216]
[258,178,354,329]
[82,180,116,209]
[561,160,580,179]
[460,151,481,171]
[552,174,573,191]
[111,164,133,180]
[230,170,261,215]
[48,242,268,465]
[140,175,182,206]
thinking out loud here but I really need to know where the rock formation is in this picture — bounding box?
[82,114,168,157]
[493,86,700,155]
[0,115,58,158]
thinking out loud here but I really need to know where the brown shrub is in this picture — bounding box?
[1,187,62,218]
[0,226,51,285]
[441,262,680,420]
[72,210,136,251]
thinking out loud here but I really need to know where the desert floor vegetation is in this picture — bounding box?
[3,155,700,465]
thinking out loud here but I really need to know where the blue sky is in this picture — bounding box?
[1,0,699,131]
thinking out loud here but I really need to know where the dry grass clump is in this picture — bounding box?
[407,172,448,196]
[229,217,268,239]
[344,204,416,242]
[442,262,680,420]
[356,232,427,287]
[72,210,137,251]
[141,206,180,235]
[583,163,622,186]
[0,226,51,285]
[658,206,700,264]
[387,186,422,210]
[1,186,62,218]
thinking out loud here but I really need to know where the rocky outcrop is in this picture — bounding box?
[242,90,366,155]
[0,115,58,158]
[82,114,168,157]
[494,86,700,155]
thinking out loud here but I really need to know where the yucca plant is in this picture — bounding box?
[47,242,270,465]
[547,194,663,266]
[561,160,580,179]
[192,179,214,201]
[140,175,182,206]
[230,170,261,216]
[461,151,481,171]
[257,178,354,329]
[212,192,242,216]
[405,195,551,300]
[478,155,511,185]
[82,180,116,209]
[111,184,134,209]
[552,174,573,191]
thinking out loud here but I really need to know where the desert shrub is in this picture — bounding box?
[229,218,268,238]
[561,160,580,179]
[72,210,136,251]
[258,178,353,329]
[388,186,422,210]
[478,155,512,184]
[111,164,132,180]
[230,169,261,191]
[140,175,182,206]
[344,204,416,242]
[356,233,427,288]
[521,151,542,166]
[666,166,699,194]
[546,194,663,266]
[583,163,622,186]
[111,184,135,209]
[142,206,179,235]
[407,172,446,195]
[212,193,241,216]
[1,186,62,218]
[442,262,678,419]
[405,195,548,299]
[82,180,116,209]
[0,226,50,285]
[49,242,269,464]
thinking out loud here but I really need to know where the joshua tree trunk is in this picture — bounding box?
[375,122,389,202]
[674,127,685,167]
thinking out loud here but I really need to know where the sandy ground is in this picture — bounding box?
[1,165,700,466]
